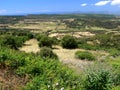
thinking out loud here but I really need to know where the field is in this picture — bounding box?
[0,14,120,90]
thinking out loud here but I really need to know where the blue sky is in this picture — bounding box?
[0,0,120,15]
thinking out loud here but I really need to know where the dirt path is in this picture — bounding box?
[19,39,40,53]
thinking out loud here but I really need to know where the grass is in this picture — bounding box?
[108,56,120,68]
[112,86,120,90]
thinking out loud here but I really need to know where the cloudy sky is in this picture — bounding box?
[0,0,120,15]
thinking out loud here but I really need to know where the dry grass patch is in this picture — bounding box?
[19,39,40,53]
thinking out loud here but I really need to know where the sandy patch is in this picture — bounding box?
[49,31,95,39]
[19,39,40,53]
[53,45,109,69]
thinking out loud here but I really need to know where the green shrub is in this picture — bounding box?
[51,37,59,45]
[36,34,46,41]
[113,69,120,86]
[75,51,96,61]
[1,35,29,49]
[0,47,27,69]
[110,58,120,86]
[84,63,113,90]
[0,53,8,63]
[38,47,58,59]
[39,35,52,48]
[61,35,77,49]
[0,52,8,67]
[3,36,18,49]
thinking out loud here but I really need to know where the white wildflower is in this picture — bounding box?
[55,82,59,86]
[60,87,64,90]
[48,85,50,88]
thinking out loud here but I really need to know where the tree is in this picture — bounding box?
[39,35,52,48]
[61,35,77,49]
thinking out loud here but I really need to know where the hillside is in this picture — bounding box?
[0,14,120,90]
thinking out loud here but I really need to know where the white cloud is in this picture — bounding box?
[0,9,7,14]
[81,3,87,7]
[111,0,120,6]
[95,1,110,6]
[94,0,120,7]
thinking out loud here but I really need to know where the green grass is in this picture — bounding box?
[108,56,120,69]
[112,86,120,90]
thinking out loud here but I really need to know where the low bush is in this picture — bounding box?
[0,46,28,68]
[51,37,59,45]
[61,35,77,49]
[36,34,46,41]
[1,35,29,49]
[38,47,58,59]
[75,51,96,61]
[84,63,113,90]
[109,57,120,86]
[38,35,53,48]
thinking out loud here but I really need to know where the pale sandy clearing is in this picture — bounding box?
[49,31,95,39]
[53,45,109,69]
[19,39,40,53]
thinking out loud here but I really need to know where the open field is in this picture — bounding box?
[19,39,109,71]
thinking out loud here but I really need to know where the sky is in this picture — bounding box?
[0,0,120,15]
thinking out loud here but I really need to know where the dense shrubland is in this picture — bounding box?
[0,46,82,89]
[0,31,33,50]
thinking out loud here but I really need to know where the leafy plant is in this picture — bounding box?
[1,35,29,49]
[39,35,53,48]
[61,35,77,49]
[75,51,96,61]
[84,63,113,90]
[38,47,58,59]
